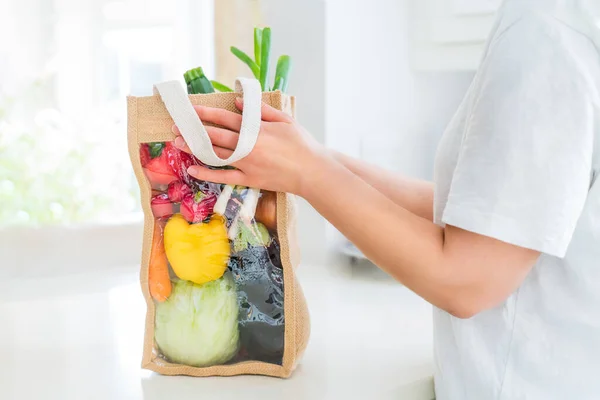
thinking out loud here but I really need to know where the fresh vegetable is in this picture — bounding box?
[259,27,271,91]
[185,26,291,99]
[233,221,270,252]
[164,214,230,284]
[210,81,233,92]
[151,193,174,218]
[272,77,282,92]
[141,144,179,186]
[214,184,243,238]
[141,142,197,187]
[254,27,262,66]
[194,191,206,202]
[215,186,264,240]
[273,55,291,92]
[230,46,260,80]
[214,184,235,215]
[148,220,172,302]
[167,181,192,203]
[183,67,215,94]
[239,187,261,222]
[221,186,262,240]
[255,190,277,230]
[180,192,217,223]
[148,142,165,158]
[164,142,198,184]
[154,276,239,367]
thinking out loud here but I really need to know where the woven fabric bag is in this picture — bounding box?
[127,78,310,378]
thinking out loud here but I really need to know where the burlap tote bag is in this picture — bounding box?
[127,77,310,378]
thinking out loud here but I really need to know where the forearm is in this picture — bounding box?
[331,151,434,221]
[301,152,461,313]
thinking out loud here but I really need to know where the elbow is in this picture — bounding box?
[446,304,479,320]
[442,295,486,320]
[435,269,496,319]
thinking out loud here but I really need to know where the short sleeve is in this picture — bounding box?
[442,18,595,258]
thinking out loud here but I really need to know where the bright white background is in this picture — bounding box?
[0,2,501,398]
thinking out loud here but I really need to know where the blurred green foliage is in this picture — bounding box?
[0,79,139,227]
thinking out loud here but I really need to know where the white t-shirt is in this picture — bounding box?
[433,1,600,399]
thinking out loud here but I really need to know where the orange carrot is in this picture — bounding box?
[149,219,172,302]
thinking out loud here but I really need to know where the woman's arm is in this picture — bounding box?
[301,151,539,318]
[178,101,540,318]
[331,151,434,221]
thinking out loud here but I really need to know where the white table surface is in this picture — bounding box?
[0,262,434,400]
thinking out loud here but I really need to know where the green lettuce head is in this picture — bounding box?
[154,275,239,367]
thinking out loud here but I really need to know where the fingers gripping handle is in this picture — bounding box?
[154,77,262,167]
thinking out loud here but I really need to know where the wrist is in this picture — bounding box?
[327,148,346,165]
[296,147,338,199]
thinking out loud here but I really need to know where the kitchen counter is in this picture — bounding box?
[0,263,434,400]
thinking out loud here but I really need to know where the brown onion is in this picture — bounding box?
[255,190,277,231]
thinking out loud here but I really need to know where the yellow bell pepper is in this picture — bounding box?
[164,214,230,285]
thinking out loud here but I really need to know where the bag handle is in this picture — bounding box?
[154,77,262,167]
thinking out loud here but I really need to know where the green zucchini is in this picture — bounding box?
[183,67,215,94]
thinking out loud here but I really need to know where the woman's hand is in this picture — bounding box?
[172,97,327,196]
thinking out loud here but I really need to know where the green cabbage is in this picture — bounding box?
[154,275,239,367]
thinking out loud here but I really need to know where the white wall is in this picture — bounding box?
[261,0,328,262]
[326,0,474,178]
[326,0,415,170]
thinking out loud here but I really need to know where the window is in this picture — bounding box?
[0,0,214,226]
